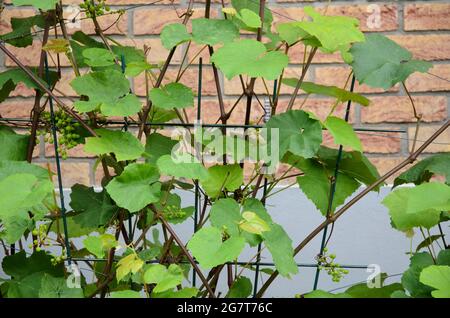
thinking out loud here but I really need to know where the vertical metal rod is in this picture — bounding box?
[313,75,356,290]
[44,54,72,264]
[192,57,203,287]
[253,79,277,297]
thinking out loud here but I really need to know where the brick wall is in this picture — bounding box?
[0,0,449,186]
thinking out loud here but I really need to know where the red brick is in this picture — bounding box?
[0,99,34,118]
[369,157,407,184]
[358,132,402,154]
[389,35,450,61]
[39,161,91,187]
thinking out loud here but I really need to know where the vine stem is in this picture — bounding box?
[256,118,450,297]
[150,205,216,298]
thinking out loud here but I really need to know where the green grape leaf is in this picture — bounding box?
[282,80,370,106]
[154,192,194,224]
[82,48,116,67]
[38,274,84,298]
[266,110,322,159]
[262,223,298,277]
[160,23,192,50]
[200,164,243,198]
[0,213,32,244]
[382,182,450,231]
[106,163,161,213]
[12,0,58,10]
[292,157,360,215]
[7,272,45,297]
[116,253,144,282]
[70,69,141,117]
[83,234,118,258]
[231,0,273,31]
[187,227,246,269]
[226,277,252,298]
[192,18,239,46]
[157,153,208,180]
[2,250,64,280]
[346,281,404,298]
[211,39,289,80]
[276,22,310,46]
[0,15,45,47]
[70,184,119,228]
[241,199,298,277]
[0,125,29,161]
[294,6,364,53]
[236,9,261,28]
[401,252,435,298]
[394,153,450,187]
[84,129,144,162]
[0,161,49,181]
[152,287,198,298]
[110,290,142,298]
[149,82,194,109]
[0,173,53,220]
[316,146,381,186]
[143,264,184,293]
[145,133,178,165]
[416,235,444,253]
[303,290,352,298]
[323,116,363,152]
[125,61,155,77]
[239,211,270,235]
[350,34,432,90]
[419,265,450,298]
[210,198,241,237]
[0,68,58,103]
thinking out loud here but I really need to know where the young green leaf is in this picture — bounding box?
[82,48,116,67]
[210,198,242,237]
[211,39,289,80]
[143,264,184,293]
[266,110,322,159]
[192,18,239,45]
[160,23,192,50]
[200,164,243,198]
[110,290,142,298]
[12,0,58,10]
[106,163,161,213]
[239,211,270,235]
[235,9,262,28]
[350,34,432,90]
[293,6,364,53]
[187,227,246,269]
[84,129,144,162]
[419,265,450,298]
[152,287,198,298]
[116,253,144,282]
[149,82,194,109]
[83,234,118,258]
[323,116,363,152]
[382,182,450,231]
[156,154,208,180]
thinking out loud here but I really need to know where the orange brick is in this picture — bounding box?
[5,42,71,67]
[0,8,36,34]
[408,124,450,153]
[358,132,402,154]
[389,35,450,61]
[361,96,447,124]
[405,64,450,93]
[404,3,450,31]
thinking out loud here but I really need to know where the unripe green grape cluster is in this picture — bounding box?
[28,224,50,251]
[316,248,349,283]
[80,0,111,18]
[163,205,186,220]
[38,111,81,160]
[51,250,66,266]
